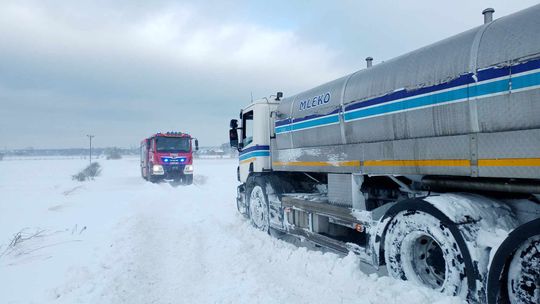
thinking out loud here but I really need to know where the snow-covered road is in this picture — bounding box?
[0,158,462,303]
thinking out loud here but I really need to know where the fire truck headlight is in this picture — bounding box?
[152,164,164,175]
[184,165,193,173]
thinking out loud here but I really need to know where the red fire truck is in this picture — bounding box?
[140,132,198,184]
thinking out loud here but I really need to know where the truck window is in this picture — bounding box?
[155,137,191,152]
[242,110,254,147]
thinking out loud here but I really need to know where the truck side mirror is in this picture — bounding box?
[230,119,238,129]
[195,139,199,151]
[229,129,238,148]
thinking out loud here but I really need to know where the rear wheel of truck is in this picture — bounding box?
[248,183,270,233]
[507,235,540,304]
[384,210,468,296]
[487,218,540,304]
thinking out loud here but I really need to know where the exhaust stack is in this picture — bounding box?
[482,8,495,24]
[366,57,373,68]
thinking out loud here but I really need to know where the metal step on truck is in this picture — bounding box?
[229,5,540,304]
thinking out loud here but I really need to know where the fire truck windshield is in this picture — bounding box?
[155,137,190,152]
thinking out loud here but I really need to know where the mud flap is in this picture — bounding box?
[268,195,284,230]
[236,184,249,217]
[261,179,284,231]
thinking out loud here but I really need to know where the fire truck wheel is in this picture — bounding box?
[184,175,193,185]
[248,183,270,233]
[141,168,147,180]
[384,210,467,296]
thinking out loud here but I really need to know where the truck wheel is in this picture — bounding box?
[507,236,540,304]
[184,175,193,185]
[487,218,540,304]
[384,210,467,296]
[248,183,270,233]
[146,167,152,181]
[141,168,147,180]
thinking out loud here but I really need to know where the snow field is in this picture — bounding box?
[0,158,463,303]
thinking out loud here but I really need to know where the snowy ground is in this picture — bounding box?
[0,158,463,304]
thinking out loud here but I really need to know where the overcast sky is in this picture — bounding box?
[1,0,538,149]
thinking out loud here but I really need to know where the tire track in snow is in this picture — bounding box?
[86,161,462,304]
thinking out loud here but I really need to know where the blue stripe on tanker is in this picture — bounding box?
[275,109,340,129]
[512,71,540,90]
[275,114,340,134]
[345,77,519,122]
[275,58,540,134]
[344,73,473,112]
[344,87,469,121]
[275,119,291,127]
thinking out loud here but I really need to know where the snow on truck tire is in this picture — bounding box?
[487,218,540,304]
[248,183,270,233]
[380,194,517,301]
[184,175,193,185]
[384,210,467,296]
[507,235,540,304]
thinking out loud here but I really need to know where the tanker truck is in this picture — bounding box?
[229,6,540,303]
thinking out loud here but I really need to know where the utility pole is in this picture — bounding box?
[87,135,95,165]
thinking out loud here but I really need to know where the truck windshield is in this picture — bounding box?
[155,137,190,152]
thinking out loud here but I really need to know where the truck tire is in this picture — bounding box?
[384,210,467,296]
[248,182,270,233]
[507,236,540,304]
[146,166,153,181]
[184,175,193,185]
[141,168,147,180]
[487,218,540,304]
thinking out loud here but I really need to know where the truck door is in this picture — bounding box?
[238,109,255,181]
[238,103,272,182]
[241,110,254,149]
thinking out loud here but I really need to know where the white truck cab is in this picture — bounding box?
[230,96,280,183]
